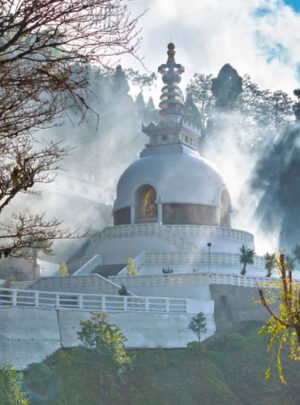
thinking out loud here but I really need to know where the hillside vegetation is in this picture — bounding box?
[22,322,300,405]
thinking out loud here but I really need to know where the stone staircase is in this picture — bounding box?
[92,264,125,277]
[69,224,199,273]
[27,274,124,295]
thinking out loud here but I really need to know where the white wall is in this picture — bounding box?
[0,307,216,370]
[98,237,178,265]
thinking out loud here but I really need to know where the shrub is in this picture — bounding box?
[24,363,52,394]
[0,364,28,405]
[225,333,246,351]
[78,312,131,373]
[58,262,68,276]
[118,285,129,295]
[125,258,137,275]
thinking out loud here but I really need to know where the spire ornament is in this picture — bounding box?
[167,42,175,63]
[158,43,185,118]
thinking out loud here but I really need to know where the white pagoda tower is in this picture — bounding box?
[15,44,270,353]
[69,43,264,282]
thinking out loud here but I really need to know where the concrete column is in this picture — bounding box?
[157,203,163,224]
[55,294,60,309]
[130,205,136,224]
[216,206,221,226]
[78,294,83,310]
[12,290,17,306]
[165,299,170,313]
[102,295,106,311]
[34,292,39,307]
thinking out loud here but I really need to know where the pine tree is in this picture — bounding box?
[188,312,207,343]
[144,97,158,123]
[293,89,300,121]
[135,92,145,118]
[212,64,242,111]
[112,65,129,96]
[183,92,202,129]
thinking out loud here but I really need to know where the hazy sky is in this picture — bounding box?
[122,0,300,98]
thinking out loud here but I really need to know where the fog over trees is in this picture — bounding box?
[4,44,298,262]
[0,0,141,261]
[44,58,300,261]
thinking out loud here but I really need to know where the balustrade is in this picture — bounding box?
[0,288,188,313]
[112,272,295,290]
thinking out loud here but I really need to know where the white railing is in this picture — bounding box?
[91,224,197,252]
[73,255,102,275]
[28,274,123,296]
[69,224,255,272]
[165,225,253,242]
[96,224,253,245]
[0,288,188,313]
[143,251,265,268]
[111,272,298,289]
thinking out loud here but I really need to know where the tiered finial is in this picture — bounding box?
[167,42,176,63]
[158,43,185,117]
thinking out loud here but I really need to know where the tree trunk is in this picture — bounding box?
[295,326,300,345]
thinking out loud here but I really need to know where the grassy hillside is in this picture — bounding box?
[22,322,300,405]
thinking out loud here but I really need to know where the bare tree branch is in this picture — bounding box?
[0,0,143,259]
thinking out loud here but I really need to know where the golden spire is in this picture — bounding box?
[167,42,175,63]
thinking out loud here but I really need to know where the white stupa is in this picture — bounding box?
[69,43,264,280]
[9,44,270,356]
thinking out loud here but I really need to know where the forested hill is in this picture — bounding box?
[22,322,300,405]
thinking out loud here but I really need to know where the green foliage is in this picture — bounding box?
[118,285,129,296]
[0,365,28,405]
[188,312,207,343]
[4,275,16,288]
[225,333,246,351]
[77,312,131,373]
[212,64,242,111]
[24,363,52,394]
[285,254,296,272]
[125,258,137,275]
[58,262,68,276]
[112,65,129,96]
[258,253,300,384]
[293,243,300,263]
[264,252,275,277]
[293,88,300,121]
[239,245,255,275]
[25,323,300,405]
[126,68,157,92]
[186,73,214,133]
[183,92,202,129]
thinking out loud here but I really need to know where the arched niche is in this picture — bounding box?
[135,184,157,223]
[220,190,231,227]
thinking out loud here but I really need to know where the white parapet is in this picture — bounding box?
[0,287,210,315]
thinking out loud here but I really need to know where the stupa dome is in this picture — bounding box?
[113,44,231,227]
[114,148,226,209]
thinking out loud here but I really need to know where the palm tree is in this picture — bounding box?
[239,245,255,275]
[293,244,300,264]
[264,253,275,277]
[286,254,296,272]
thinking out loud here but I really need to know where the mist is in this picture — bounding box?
[5,62,299,266]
